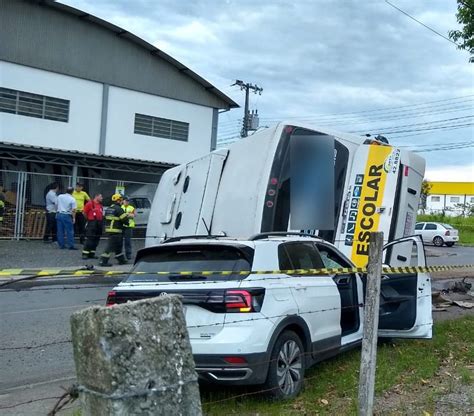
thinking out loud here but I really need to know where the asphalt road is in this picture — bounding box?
[0,239,145,269]
[0,282,114,415]
[425,245,474,266]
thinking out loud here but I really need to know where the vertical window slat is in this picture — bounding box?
[134,113,189,142]
[0,87,69,123]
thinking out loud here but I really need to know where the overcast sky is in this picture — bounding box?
[63,0,473,181]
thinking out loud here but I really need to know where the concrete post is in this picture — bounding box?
[71,162,78,187]
[358,232,383,416]
[70,295,202,416]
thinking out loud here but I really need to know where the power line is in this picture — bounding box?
[217,122,473,143]
[259,94,474,122]
[382,122,474,135]
[397,140,472,148]
[385,0,460,47]
[389,123,472,139]
[350,115,474,133]
[310,104,474,127]
[261,99,474,125]
[413,142,474,153]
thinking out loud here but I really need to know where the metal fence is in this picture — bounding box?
[0,170,157,240]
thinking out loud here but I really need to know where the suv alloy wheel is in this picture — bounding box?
[263,331,305,400]
[433,236,444,247]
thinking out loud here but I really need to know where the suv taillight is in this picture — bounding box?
[203,288,263,313]
[445,230,450,236]
[225,290,254,312]
[106,291,117,306]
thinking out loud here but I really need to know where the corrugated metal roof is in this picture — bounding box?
[0,141,176,168]
[429,181,474,195]
[29,0,238,109]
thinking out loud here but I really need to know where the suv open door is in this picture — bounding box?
[377,236,432,339]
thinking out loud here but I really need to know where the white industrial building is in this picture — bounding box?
[425,182,474,216]
[0,0,237,180]
[0,0,237,239]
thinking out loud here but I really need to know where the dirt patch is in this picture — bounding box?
[433,307,474,323]
[374,361,474,415]
[431,270,474,280]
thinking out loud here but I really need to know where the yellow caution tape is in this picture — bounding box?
[0,264,473,278]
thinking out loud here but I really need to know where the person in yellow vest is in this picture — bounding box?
[121,196,136,260]
[72,183,90,244]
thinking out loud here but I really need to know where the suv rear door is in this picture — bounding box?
[377,236,432,339]
[279,242,341,355]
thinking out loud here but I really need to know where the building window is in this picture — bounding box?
[0,87,69,122]
[134,113,189,142]
[470,197,474,203]
[450,196,460,203]
[431,196,440,202]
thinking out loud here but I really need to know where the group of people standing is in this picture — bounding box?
[43,183,136,265]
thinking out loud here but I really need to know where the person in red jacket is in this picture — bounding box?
[82,193,104,259]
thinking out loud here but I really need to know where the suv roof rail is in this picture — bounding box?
[162,233,228,244]
[249,232,322,241]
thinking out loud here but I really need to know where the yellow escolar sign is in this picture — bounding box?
[351,146,394,266]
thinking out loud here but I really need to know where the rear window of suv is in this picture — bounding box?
[124,244,254,283]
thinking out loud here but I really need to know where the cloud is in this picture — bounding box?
[425,163,474,182]
[61,0,474,174]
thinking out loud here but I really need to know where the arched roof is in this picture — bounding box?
[0,0,238,109]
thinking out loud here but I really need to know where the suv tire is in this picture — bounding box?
[263,330,305,400]
[433,236,444,247]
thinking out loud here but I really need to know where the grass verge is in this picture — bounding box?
[201,316,474,415]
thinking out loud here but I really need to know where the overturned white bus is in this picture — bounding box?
[146,122,425,267]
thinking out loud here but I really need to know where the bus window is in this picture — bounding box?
[319,141,349,243]
[261,125,349,240]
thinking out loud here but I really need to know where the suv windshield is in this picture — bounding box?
[124,244,254,283]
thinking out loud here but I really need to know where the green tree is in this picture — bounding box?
[420,180,432,214]
[449,0,474,61]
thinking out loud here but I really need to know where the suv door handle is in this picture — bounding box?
[294,284,307,291]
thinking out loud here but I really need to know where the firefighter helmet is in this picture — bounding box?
[111,193,123,202]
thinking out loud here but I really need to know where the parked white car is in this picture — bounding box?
[415,222,459,247]
[128,196,152,228]
[107,233,432,400]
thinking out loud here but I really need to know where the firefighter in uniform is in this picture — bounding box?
[121,196,136,260]
[99,194,128,266]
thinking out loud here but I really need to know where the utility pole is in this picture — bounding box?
[358,231,384,416]
[232,80,263,138]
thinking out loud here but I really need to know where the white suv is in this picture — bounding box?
[107,233,432,400]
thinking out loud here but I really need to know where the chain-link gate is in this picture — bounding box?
[77,176,157,238]
[0,170,158,240]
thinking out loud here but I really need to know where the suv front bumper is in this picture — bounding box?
[194,352,269,385]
